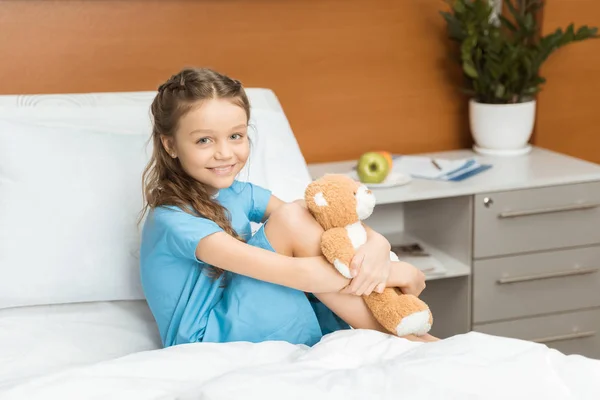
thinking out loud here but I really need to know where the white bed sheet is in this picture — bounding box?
[0,300,161,390]
[1,329,599,400]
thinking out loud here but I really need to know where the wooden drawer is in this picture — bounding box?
[473,308,600,359]
[474,182,600,258]
[473,246,600,323]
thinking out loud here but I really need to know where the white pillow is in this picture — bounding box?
[0,107,152,309]
[0,89,311,310]
[239,108,312,202]
[252,108,312,202]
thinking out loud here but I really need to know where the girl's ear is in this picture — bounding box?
[160,135,177,158]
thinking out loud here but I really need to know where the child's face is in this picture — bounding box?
[166,98,249,193]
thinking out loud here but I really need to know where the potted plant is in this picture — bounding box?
[441,0,598,156]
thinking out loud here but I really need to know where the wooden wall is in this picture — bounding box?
[0,0,468,163]
[535,0,600,164]
[0,0,598,164]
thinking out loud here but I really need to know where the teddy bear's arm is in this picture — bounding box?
[321,228,355,279]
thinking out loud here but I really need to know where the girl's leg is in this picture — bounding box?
[264,202,437,342]
[264,202,385,332]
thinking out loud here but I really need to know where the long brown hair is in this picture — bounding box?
[141,67,250,278]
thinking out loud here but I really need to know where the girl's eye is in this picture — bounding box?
[197,137,211,144]
[230,133,243,140]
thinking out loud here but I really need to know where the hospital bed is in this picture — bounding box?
[0,89,598,399]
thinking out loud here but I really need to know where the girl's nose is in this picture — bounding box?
[215,143,233,159]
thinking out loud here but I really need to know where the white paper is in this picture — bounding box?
[392,156,475,179]
[398,255,447,277]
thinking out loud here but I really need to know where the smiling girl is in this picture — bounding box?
[139,67,434,347]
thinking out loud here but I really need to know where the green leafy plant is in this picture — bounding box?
[440,0,599,104]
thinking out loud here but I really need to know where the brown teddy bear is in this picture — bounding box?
[305,173,433,337]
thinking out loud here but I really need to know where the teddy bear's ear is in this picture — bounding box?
[305,180,327,211]
[312,192,328,207]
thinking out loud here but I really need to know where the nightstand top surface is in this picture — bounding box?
[308,147,600,203]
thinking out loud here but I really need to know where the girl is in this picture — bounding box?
[139,67,435,348]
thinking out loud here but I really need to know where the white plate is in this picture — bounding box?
[347,171,412,188]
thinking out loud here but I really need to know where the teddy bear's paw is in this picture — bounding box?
[395,309,432,337]
[333,259,353,279]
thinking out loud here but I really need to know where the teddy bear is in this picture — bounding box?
[305,173,433,337]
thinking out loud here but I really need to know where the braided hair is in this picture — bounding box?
[141,67,249,279]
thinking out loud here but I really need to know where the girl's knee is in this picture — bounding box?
[269,202,318,231]
[265,202,324,256]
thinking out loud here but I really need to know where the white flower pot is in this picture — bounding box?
[469,99,536,156]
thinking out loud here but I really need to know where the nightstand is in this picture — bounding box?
[308,147,600,358]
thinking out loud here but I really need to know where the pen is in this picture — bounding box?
[431,159,442,170]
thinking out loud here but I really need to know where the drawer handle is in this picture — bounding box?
[497,202,600,219]
[497,267,599,284]
[531,330,596,344]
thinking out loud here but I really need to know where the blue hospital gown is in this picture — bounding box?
[140,180,349,347]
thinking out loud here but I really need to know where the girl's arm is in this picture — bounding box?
[259,194,423,296]
[262,195,286,222]
[195,231,350,294]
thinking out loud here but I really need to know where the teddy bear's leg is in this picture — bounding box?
[363,288,433,336]
[320,227,357,279]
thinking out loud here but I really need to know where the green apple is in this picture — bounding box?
[356,152,390,184]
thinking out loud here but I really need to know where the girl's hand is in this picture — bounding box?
[389,261,426,297]
[343,233,391,296]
